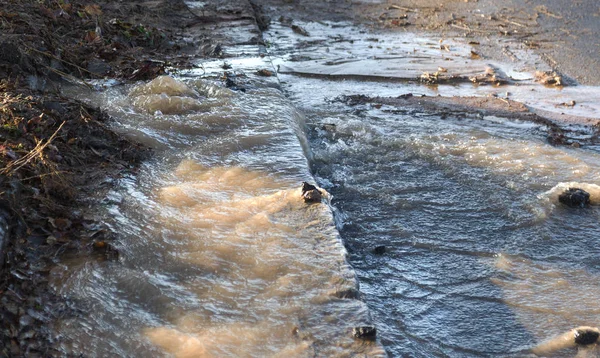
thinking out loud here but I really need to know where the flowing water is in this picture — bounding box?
[48,9,600,358]
[293,81,600,356]
[53,75,383,357]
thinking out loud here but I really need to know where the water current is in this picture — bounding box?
[286,75,600,357]
[49,13,600,358]
[55,76,382,357]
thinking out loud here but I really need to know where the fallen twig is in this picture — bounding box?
[450,23,488,33]
[536,6,563,19]
[1,121,65,175]
[42,65,94,89]
[389,5,414,12]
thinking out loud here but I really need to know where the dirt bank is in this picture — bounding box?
[0,0,218,355]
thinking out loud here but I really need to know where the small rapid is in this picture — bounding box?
[52,75,383,357]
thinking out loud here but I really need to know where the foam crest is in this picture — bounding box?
[129,75,198,98]
[412,136,592,181]
[131,94,209,115]
[145,322,312,358]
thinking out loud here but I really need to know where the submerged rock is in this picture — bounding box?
[373,245,386,255]
[574,327,600,346]
[558,188,590,208]
[301,182,322,203]
[353,326,377,341]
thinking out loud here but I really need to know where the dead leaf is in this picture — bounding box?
[84,31,102,45]
[40,6,56,20]
[84,4,103,16]
[470,50,481,59]
[0,11,19,19]
[256,69,273,76]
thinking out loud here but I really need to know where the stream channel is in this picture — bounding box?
[50,2,600,357]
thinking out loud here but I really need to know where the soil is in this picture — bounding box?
[0,0,217,355]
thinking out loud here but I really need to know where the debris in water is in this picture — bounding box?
[557,100,576,107]
[420,71,440,84]
[223,72,246,92]
[301,182,322,203]
[353,326,377,341]
[128,60,166,81]
[291,24,310,37]
[558,188,590,208]
[256,69,274,77]
[534,71,563,86]
[469,66,507,85]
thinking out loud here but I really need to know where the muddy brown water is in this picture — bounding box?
[48,11,600,358]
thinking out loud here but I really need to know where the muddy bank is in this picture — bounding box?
[0,82,147,356]
[0,0,217,355]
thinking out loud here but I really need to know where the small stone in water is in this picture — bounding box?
[558,188,590,208]
[301,182,322,203]
[373,245,386,255]
[353,326,377,341]
[574,327,600,345]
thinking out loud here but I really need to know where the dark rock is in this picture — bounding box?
[574,328,600,345]
[558,188,590,208]
[333,287,359,299]
[301,182,322,203]
[87,59,112,76]
[301,182,317,192]
[353,326,377,341]
[373,245,386,255]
